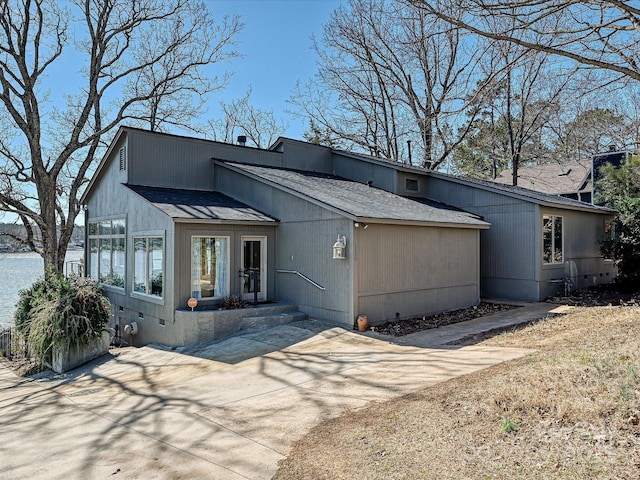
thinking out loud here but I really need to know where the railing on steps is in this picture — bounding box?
[276,269,326,291]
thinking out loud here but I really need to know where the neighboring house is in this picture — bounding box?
[494,160,593,203]
[494,149,634,205]
[82,127,489,346]
[82,127,616,346]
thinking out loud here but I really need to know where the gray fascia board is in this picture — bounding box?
[355,217,490,229]
[172,218,278,225]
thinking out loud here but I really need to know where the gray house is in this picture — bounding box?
[424,173,616,301]
[318,147,615,301]
[82,127,490,346]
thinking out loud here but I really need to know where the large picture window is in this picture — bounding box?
[134,236,164,297]
[88,218,125,287]
[543,215,563,264]
[191,237,229,299]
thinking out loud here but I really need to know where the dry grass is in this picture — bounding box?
[274,306,640,479]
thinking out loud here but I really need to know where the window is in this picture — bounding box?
[543,215,563,264]
[133,236,163,297]
[191,237,229,299]
[405,178,419,193]
[88,218,125,287]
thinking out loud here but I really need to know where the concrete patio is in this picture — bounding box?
[0,302,564,479]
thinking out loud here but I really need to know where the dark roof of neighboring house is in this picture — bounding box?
[494,161,592,195]
[429,171,615,213]
[125,184,277,223]
[220,162,489,228]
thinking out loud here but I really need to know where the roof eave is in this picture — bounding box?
[354,217,490,229]
[172,218,279,225]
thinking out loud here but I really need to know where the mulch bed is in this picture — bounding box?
[373,284,640,338]
[546,283,640,307]
[372,302,519,337]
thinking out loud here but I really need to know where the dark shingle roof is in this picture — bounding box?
[223,163,489,227]
[126,185,277,223]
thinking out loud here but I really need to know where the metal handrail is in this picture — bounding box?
[277,269,326,291]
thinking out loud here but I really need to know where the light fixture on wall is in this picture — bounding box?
[332,235,346,259]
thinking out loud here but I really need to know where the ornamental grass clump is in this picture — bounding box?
[14,270,110,366]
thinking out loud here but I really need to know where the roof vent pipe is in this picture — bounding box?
[237,135,247,146]
[407,139,412,165]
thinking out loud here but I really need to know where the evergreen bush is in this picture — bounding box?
[597,155,640,291]
[14,271,111,365]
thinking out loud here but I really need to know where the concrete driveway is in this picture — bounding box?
[0,304,560,480]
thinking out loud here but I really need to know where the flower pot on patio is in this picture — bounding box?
[357,315,369,332]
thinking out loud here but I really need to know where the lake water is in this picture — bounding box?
[0,251,84,328]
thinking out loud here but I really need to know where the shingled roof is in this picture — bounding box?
[429,171,614,213]
[126,185,277,223]
[494,161,592,196]
[221,162,489,228]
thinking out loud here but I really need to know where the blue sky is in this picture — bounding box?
[206,0,344,139]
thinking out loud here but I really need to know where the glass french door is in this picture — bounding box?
[241,236,267,302]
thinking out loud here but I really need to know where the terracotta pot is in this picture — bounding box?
[357,315,369,332]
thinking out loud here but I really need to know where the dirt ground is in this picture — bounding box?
[274,288,640,480]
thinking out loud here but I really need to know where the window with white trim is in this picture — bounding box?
[543,215,563,264]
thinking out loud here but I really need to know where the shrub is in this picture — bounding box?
[597,155,640,291]
[14,268,68,338]
[220,294,249,310]
[14,271,111,366]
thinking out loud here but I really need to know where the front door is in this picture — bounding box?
[241,236,266,302]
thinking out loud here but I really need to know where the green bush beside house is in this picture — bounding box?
[14,270,111,368]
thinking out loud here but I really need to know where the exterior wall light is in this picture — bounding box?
[333,235,346,259]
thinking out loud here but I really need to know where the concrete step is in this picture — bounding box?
[239,311,309,331]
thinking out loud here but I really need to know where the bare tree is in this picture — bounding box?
[414,1,640,83]
[290,0,493,169]
[0,0,242,273]
[451,48,569,183]
[207,87,289,148]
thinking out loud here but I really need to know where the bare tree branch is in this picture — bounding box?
[413,0,640,81]
[0,0,242,272]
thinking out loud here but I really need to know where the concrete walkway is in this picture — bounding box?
[0,303,564,480]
